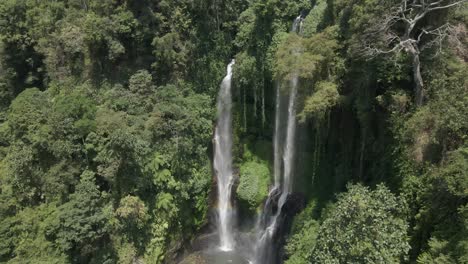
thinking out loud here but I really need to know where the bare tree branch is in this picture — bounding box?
[420,23,459,57]
[427,0,467,11]
[359,0,467,106]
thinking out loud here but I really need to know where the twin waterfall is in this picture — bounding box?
[253,78,299,264]
[212,15,303,263]
[253,16,302,264]
[214,60,236,251]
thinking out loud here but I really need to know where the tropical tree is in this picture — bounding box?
[313,184,410,263]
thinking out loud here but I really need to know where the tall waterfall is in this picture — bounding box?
[283,76,298,196]
[273,83,283,187]
[214,60,236,251]
[253,15,302,264]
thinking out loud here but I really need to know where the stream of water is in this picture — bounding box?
[213,60,236,252]
[252,15,302,264]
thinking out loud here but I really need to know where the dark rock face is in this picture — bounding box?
[258,187,282,229]
[282,192,306,217]
[191,233,219,252]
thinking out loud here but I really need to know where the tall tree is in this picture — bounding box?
[362,0,467,106]
[313,184,410,263]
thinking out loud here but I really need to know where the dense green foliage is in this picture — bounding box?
[312,184,409,263]
[0,0,247,263]
[230,0,467,263]
[237,158,270,211]
[286,185,409,264]
[284,201,320,264]
[0,0,466,263]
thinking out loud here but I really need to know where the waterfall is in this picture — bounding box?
[292,14,303,34]
[283,76,298,196]
[214,60,236,251]
[253,15,302,264]
[273,83,283,187]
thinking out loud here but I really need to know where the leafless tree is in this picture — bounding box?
[363,0,467,106]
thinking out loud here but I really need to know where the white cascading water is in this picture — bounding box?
[273,83,283,187]
[292,14,303,34]
[282,76,298,197]
[214,60,236,251]
[253,15,302,264]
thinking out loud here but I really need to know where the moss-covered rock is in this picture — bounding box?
[236,160,270,210]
